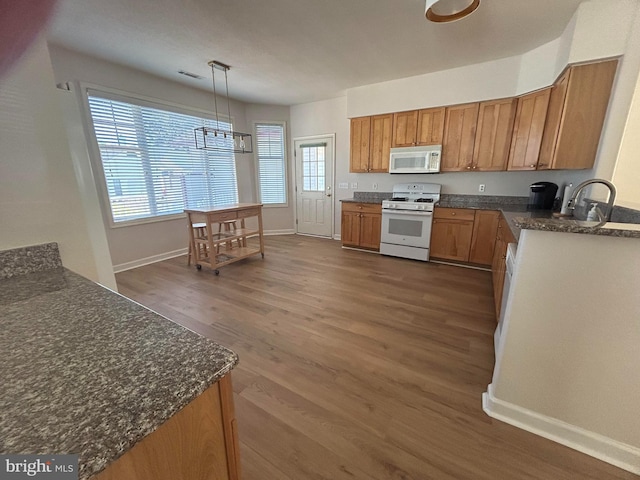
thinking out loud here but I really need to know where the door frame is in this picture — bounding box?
[293,133,336,238]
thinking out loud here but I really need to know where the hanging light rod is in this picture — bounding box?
[194,60,253,154]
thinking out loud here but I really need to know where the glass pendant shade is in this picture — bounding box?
[425,0,480,22]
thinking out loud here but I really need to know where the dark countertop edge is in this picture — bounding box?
[511,217,640,239]
[340,198,386,204]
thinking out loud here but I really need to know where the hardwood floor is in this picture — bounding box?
[116,235,636,480]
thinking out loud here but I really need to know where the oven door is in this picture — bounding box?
[381,209,433,248]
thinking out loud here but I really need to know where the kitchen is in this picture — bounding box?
[2,0,640,479]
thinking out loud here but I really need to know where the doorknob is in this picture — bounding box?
[326,193,332,197]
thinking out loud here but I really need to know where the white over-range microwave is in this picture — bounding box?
[388,145,442,174]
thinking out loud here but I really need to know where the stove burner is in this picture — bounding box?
[390,197,408,201]
[415,198,434,203]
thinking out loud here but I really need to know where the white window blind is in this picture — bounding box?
[87,92,238,223]
[255,123,286,205]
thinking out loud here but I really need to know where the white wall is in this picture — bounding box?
[49,45,294,269]
[244,103,295,232]
[567,0,640,198]
[290,97,349,237]
[487,229,640,472]
[610,2,640,208]
[346,55,522,118]
[0,38,116,289]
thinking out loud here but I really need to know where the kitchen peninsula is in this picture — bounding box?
[0,244,240,480]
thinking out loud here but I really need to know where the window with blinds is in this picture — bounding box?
[255,123,286,205]
[87,92,238,224]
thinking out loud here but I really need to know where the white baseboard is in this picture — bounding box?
[483,384,640,475]
[113,248,188,273]
[113,231,297,273]
[264,229,296,235]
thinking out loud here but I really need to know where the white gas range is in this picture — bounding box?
[380,183,441,262]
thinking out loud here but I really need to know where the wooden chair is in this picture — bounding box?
[187,221,208,266]
[217,220,244,251]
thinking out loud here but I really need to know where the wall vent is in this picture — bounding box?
[178,70,204,80]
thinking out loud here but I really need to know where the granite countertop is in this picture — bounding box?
[341,192,640,240]
[510,215,640,239]
[0,245,238,480]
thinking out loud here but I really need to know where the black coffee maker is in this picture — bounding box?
[528,182,558,210]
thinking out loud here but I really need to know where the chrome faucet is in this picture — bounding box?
[566,179,616,222]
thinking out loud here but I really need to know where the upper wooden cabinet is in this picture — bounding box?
[392,107,445,147]
[350,116,371,173]
[538,59,618,170]
[348,59,618,174]
[349,114,392,173]
[441,103,480,171]
[392,110,419,147]
[416,107,446,145]
[507,88,551,171]
[369,114,393,172]
[472,98,517,171]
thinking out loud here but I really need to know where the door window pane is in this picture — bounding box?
[302,146,325,192]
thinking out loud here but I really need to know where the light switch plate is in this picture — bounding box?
[338,182,349,189]
[351,182,358,189]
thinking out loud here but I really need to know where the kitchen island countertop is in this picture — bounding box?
[0,244,238,479]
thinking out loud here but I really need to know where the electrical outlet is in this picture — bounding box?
[372,183,378,190]
[351,182,358,189]
[479,184,486,193]
[338,182,349,189]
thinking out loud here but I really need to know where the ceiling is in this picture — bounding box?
[47,0,584,106]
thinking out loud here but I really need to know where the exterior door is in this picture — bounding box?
[295,136,334,237]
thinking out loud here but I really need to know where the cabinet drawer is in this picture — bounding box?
[210,211,238,223]
[433,207,476,221]
[236,207,261,219]
[342,203,381,214]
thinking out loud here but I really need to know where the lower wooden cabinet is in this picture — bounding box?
[431,208,500,266]
[469,210,500,265]
[430,208,476,262]
[341,203,382,250]
[95,374,240,480]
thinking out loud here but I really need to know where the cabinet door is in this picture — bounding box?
[507,88,551,171]
[392,110,419,147]
[549,60,618,170]
[491,219,507,317]
[538,69,569,170]
[350,117,371,173]
[472,99,517,171]
[369,114,393,173]
[469,210,500,265]
[341,211,361,247]
[416,107,446,145]
[430,219,474,262]
[359,213,382,250]
[441,103,480,171]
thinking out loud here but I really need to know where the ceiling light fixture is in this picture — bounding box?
[425,0,480,23]
[194,60,252,154]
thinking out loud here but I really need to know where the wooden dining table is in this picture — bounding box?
[184,203,264,275]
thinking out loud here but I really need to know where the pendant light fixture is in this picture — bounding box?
[425,0,480,22]
[194,60,253,153]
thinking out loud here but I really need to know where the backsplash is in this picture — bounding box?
[353,191,393,202]
[438,194,529,208]
[0,243,62,279]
